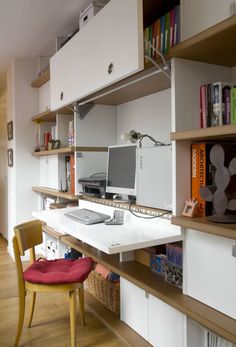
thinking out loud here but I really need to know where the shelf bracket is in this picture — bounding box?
[73,102,95,119]
[144,39,171,79]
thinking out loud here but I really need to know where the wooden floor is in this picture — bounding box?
[0,236,123,347]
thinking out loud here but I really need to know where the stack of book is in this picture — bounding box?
[144,5,180,60]
[65,155,75,194]
[200,82,236,128]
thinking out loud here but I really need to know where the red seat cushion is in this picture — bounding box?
[23,257,94,284]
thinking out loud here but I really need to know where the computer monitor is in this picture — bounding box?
[106,144,137,198]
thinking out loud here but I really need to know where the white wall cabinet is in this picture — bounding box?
[185,230,236,320]
[50,0,144,111]
[120,278,184,347]
[180,0,235,41]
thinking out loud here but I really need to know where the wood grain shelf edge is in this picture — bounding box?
[31,69,50,88]
[171,124,236,141]
[32,186,78,200]
[171,215,236,240]
[32,146,108,156]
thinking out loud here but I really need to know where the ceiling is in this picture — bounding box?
[0,0,97,64]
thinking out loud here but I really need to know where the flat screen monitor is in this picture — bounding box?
[106,144,137,197]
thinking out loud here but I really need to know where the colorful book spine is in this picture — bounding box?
[223,85,231,124]
[144,27,149,63]
[191,144,199,215]
[212,82,221,126]
[191,144,213,217]
[174,5,180,45]
[152,22,157,59]
[160,15,165,53]
[200,84,207,128]
[155,18,161,54]
[231,86,236,124]
[207,84,212,128]
[164,12,170,54]
[170,8,175,47]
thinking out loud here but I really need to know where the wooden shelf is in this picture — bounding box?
[60,235,236,344]
[171,215,236,240]
[170,124,236,141]
[32,186,78,200]
[79,63,171,106]
[31,107,73,122]
[32,146,108,156]
[31,68,50,88]
[85,291,152,347]
[169,15,236,67]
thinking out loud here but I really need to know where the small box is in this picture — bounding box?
[166,242,183,268]
[79,1,107,29]
[165,263,183,289]
[150,254,167,276]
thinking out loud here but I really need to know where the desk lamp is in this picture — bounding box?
[121,130,169,147]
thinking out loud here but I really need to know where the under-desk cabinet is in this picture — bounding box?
[50,0,143,110]
[181,0,235,41]
[185,230,236,320]
[120,278,184,347]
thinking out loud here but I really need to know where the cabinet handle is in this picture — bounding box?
[108,63,114,74]
[60,91,64,100]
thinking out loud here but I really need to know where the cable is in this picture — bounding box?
[128,202,171,219]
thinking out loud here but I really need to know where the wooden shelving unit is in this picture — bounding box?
[171,215,236,240]
[59,234,236,344]
[169,15,236,67]
[32,146,108,157]
[32,186,78,200]
[31,68,50,88]
[79,63,171,106]
[171,124,236,141]
[31,106,73,122]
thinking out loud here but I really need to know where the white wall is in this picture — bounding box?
[0,89,8,238]
[7,59,39,256]
[117,89,171,145]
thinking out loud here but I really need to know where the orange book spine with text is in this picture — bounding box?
[191,144,200,216]
[198,143,206,217]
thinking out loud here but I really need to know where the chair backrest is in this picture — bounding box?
[14,220,43,256]
[13,220,43,292]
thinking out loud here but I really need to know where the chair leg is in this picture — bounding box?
[69,290,77,347]
[78,285,85,326]
[27,291,36,328]
[14,286,26,347]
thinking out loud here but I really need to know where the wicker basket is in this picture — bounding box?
[86,270,120,314]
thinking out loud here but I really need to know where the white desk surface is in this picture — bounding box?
[33,200,183,254]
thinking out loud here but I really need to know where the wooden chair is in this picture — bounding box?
[13,220,93,347]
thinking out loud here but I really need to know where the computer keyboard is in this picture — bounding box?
[64,208,111,225]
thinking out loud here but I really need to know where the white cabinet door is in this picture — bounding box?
[50,0,144,111]
[40,155,59,190]
[149,294,183,347]
[120,277,149,340]
[186,230,236,319]
[181,0,234,41]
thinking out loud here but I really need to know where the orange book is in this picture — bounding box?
[191,144,199,216]
[155,18,161,55]
[198,143,206,217]
[70,154,75,194]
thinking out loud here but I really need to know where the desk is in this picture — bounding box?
[33,200,183,256]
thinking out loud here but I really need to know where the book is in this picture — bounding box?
[174,5,180,45]
[200,84,207,128]
[206,84,212,128]
[164,12,170,54]
[231,86,236,124]
[170,8,175,48]
[191,143,214,217]
[212,82,233,126]
[65,156,71,192]
[160,15,165,53]
[155,18,161,55]
[223,85,231,124]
